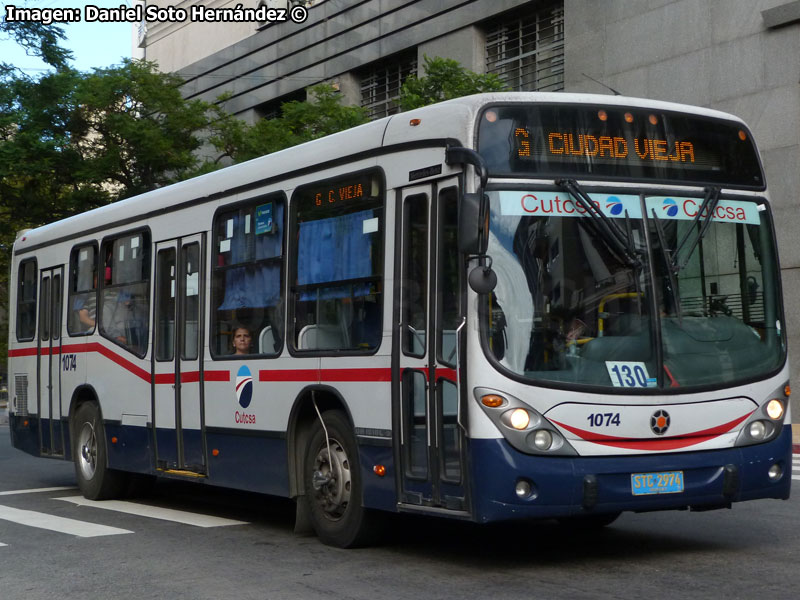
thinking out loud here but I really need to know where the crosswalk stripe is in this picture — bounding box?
[0,487,76,497]
[55,496,249,528]
[793,475,800,481]
[0,542,7,547]
[0,504,133,537]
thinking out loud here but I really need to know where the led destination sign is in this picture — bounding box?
[478,104,764,189]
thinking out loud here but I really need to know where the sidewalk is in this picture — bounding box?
[0,400,7,425]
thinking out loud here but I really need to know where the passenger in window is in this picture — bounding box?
[104,289,147,351]
[74,272,98,331]
[74,292,97,330]
[232,326,252,355]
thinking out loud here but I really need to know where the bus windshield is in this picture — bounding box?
[483,190,785,390]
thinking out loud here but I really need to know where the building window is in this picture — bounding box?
[255,89,306,121]
[485,2,564,92]
[360,53,417,120]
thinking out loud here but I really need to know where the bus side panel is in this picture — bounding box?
[105,423,153,474]
[204,430,289,497]
[358,442,396,511]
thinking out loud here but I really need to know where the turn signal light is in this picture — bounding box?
[481,394,505,408]
[785,385,791,397]
[373,465,386,477]
[409,118,421,126]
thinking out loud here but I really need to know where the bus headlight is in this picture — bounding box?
[766,399,784,420]
[509,409,531,430]
[475,387,577,456]
[749,420,767,440]
[533,429,553,450]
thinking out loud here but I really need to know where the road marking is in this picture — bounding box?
[55,496,249,528]
[0,486,76,497]
[0,504,133,537]
[0,542,7,547]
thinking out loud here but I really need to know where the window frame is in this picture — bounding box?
[210,192,288,360]
[288,167,386,356]
[16,258,38,342]
[67,241,99,337]
[99,228,152,358]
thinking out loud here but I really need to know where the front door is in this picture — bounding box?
[394,180,468,512]
[38,266,64,456]
[152,234,206,473]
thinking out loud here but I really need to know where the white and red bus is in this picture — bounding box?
[7,93,791,547]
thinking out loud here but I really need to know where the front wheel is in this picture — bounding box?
[303,410,378,548]
[72,402,126,500]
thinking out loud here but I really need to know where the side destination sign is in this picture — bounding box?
[498,192,642,219]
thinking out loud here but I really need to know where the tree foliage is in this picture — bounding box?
[208,84,369,163]
[398,55,508,111]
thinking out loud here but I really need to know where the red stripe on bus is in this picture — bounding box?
[321,368,392,382]
[204,370,231,382]
[259,369,320,382]
[552,413,751,451]
[154,373,175,385]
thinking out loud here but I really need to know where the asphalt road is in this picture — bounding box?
[1,418,799,600]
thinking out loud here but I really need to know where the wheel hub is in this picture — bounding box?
[311,437,351,520]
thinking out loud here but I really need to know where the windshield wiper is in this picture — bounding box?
[555,179,640,269]
[650,206,683,321]
[671,186,721,273]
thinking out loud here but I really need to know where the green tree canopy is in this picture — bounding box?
[208,83,369,164]
[398,55,508,111]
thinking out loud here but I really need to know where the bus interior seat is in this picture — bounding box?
[298,324,343,350]
[259,326,275,354]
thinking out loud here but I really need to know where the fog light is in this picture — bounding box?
[515,479,532,499]
[766,399,784,420]
[768,463,783,481]
[510,409,530,430]
[749,420,767,440]
[533,429,553,451]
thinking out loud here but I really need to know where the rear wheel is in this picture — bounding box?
[73,402,126,500]
[303,410,378,548]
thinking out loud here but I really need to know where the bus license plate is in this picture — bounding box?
[631,471,684,496]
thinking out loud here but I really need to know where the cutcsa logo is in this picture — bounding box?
[235,365,253,408]
[661,198,679,217]
[605,196,624,216]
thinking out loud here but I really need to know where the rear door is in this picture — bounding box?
[38,266,64,456]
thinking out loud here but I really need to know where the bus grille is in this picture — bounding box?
[14,374,29,416]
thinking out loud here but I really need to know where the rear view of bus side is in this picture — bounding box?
[7,93,791,547]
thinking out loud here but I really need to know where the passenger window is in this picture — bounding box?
[68,244,98,336]
[100,231,150,356]
[291,171,384,353]
[211,195,285,357]
[16,259,37,341]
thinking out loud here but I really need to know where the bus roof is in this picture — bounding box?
[14,92,748,254]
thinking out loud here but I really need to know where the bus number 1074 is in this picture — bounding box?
[587,412,621,427]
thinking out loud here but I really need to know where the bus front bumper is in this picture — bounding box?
[469,424,792,523]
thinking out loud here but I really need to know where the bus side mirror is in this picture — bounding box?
[459,192,489,255]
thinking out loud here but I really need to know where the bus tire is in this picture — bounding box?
[72,402,126,500]
[303,410,377,548]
